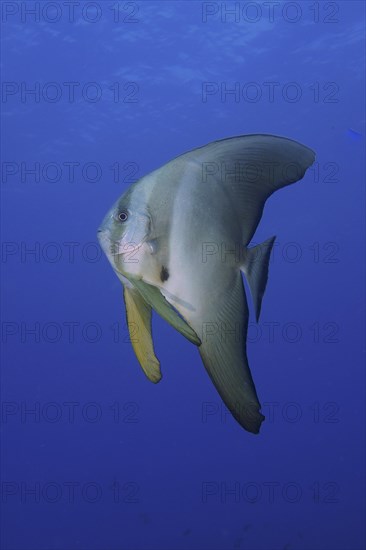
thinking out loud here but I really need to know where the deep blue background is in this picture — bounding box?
[1,1,365,549]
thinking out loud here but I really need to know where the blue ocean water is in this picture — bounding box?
[1,1,365,549]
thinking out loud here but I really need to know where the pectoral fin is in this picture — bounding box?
[123,285,161,383]
[132,279,201,346]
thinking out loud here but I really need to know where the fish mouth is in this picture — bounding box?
[109,231,149,257]
[109,240,141,257]
[97,228,137,257]
[97,228,107,248]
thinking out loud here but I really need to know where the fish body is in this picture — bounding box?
[98,134,316,433]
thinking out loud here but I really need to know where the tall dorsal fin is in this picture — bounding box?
[177,134,315,244]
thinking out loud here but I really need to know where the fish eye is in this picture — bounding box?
[118,211,128,222]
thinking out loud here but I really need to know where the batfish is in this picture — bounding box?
[98,134,315,433]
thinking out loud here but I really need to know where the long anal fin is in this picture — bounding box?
[123,285,162,383]
[195,273,264,434]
